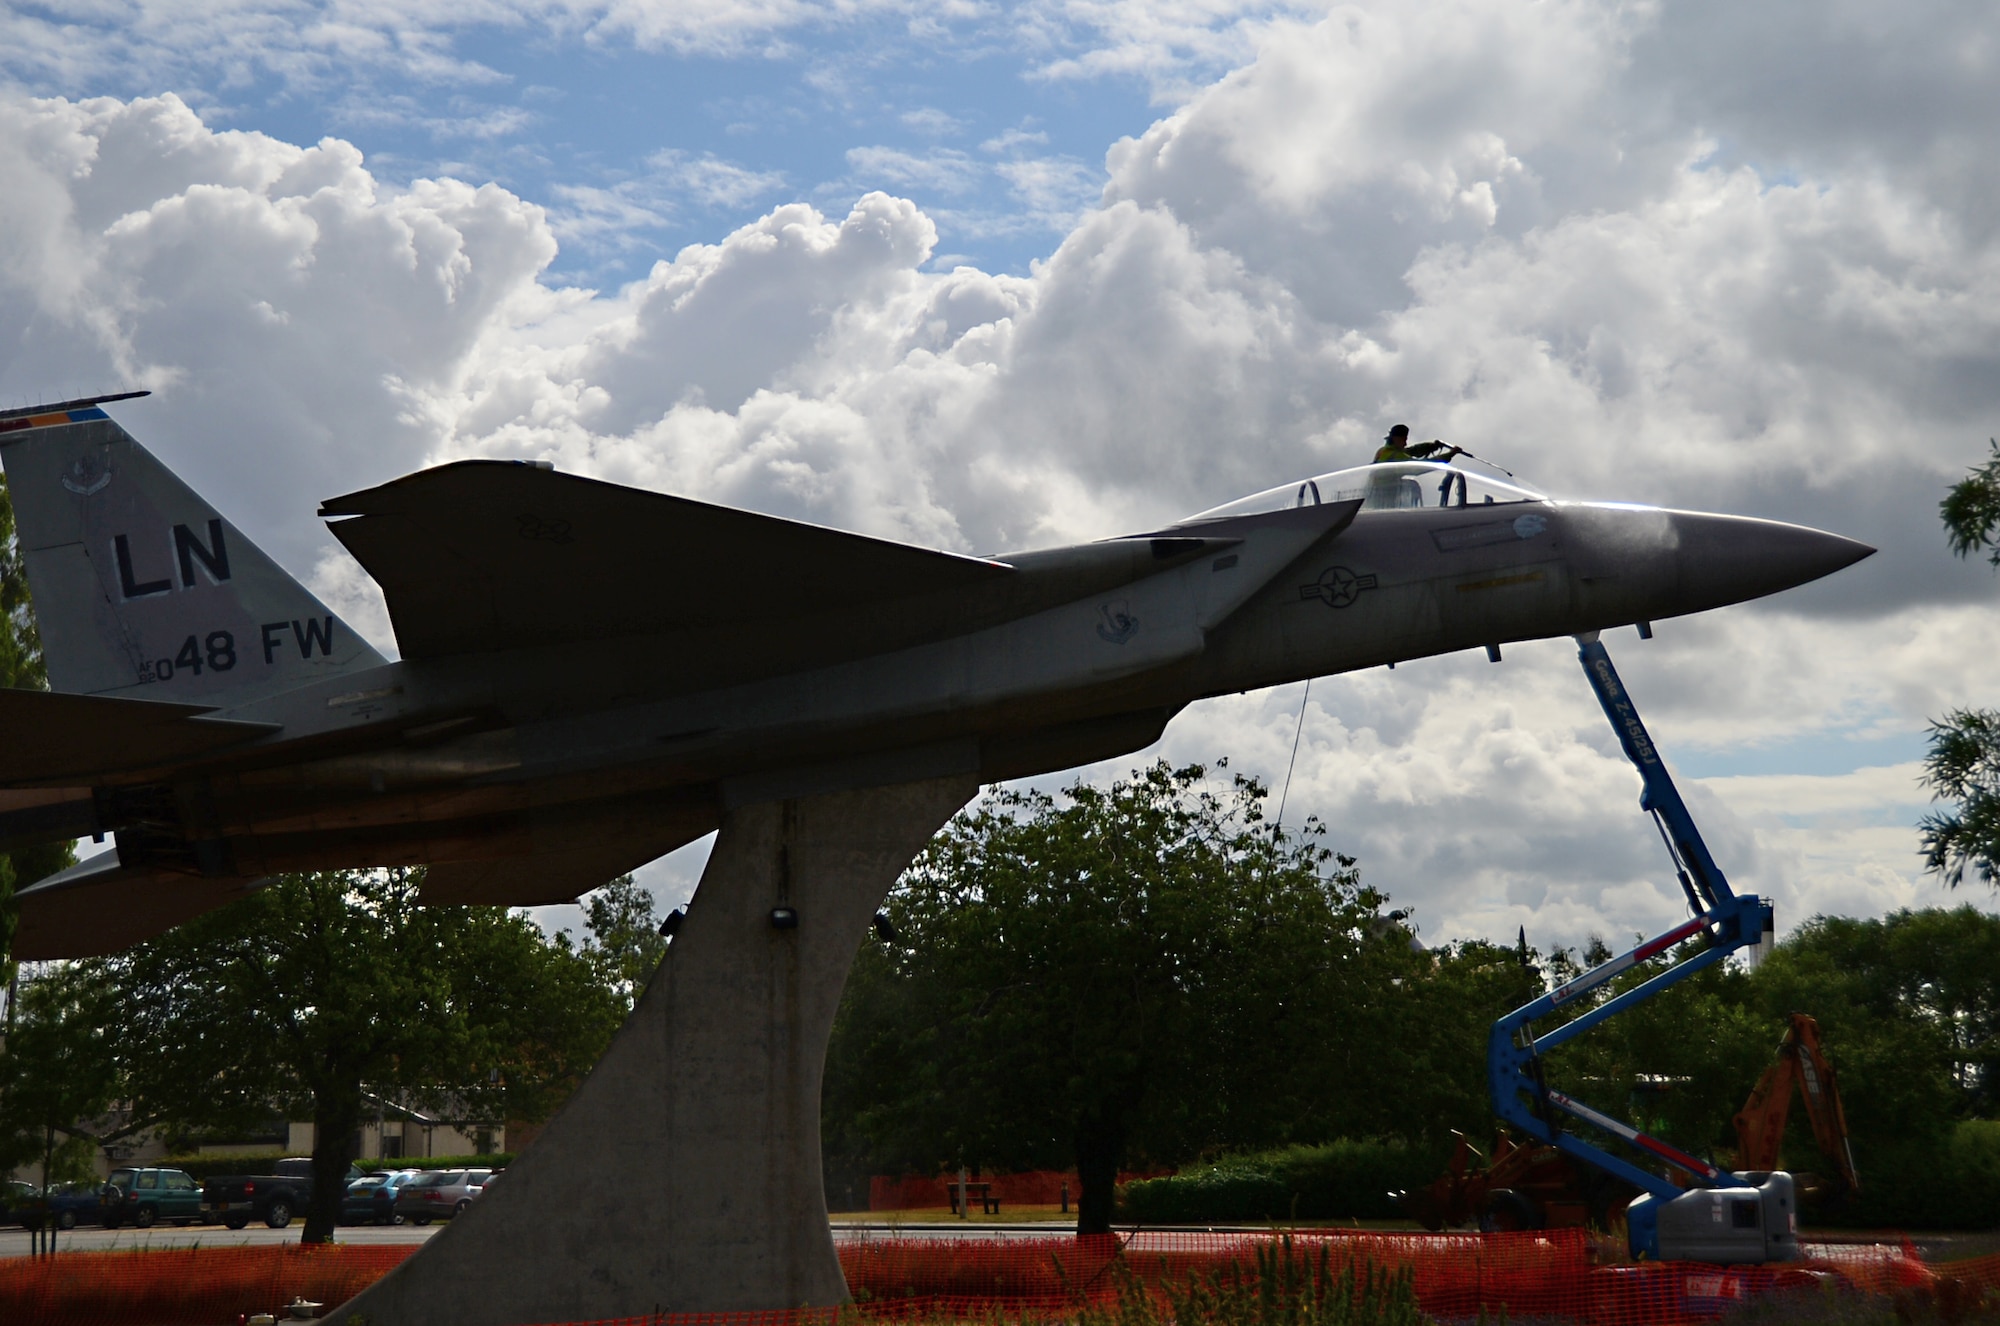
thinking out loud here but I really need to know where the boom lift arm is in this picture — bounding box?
[1487,634,1795,1263]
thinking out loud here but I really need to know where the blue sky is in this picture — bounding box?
[5,3,1252,283]
[229,22,1158,282]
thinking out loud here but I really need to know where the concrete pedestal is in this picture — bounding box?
[327,774,977,1326]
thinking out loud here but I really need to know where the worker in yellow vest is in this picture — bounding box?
[1375,423,1465,464]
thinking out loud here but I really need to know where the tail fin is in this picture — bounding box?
[0,395,384,701]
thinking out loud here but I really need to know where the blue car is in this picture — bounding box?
[16,1181,103,1231]
[342,1170,420,1225]
[2,1180,35,1227]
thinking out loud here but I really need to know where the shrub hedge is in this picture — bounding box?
[1120,1140,1447,1224]
[1123,1122,2000,1230]
[1817,1120,2000,1230]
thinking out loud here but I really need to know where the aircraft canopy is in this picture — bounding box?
[1190,462,1546,522]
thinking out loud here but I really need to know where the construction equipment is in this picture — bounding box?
[1487,634,1799,1265]
[1396,1129,1637,1232]
[1734,1013,1860,1200]
[1404,1013,1855,1235]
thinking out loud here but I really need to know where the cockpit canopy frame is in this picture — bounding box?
[1188,462,1546,522]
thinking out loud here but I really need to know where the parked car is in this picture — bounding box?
[19,1180,104,1231]
[204,1158,361,1230]
[1,1180,36,1227]
[393,1170,492,1225]
[100,1167,205,1229]
[341,1170,420,1226]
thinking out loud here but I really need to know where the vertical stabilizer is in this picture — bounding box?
[0,396,384,700]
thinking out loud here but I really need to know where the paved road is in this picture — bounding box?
[0,1221,443,1256]
[6,1220,1942,1261]
[0,1218,1114,1259]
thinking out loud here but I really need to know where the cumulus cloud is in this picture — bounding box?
[0,92,558,575]
[7,0,2000,948]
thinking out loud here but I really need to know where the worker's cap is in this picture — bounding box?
[1385,423,1410,441]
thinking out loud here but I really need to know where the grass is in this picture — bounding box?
[1715,1277,2000,1325]
[1077,1239,1431,1326]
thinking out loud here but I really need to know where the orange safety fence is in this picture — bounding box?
[0,1229,1979,1326]
[868,1171,1170,1210]
[0,1242,416,1324]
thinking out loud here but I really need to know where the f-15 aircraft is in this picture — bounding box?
[0,394,1871,960]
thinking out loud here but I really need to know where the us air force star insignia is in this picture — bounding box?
[60,456,111,496]
[1300,566,1378,609]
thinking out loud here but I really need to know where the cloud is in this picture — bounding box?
[843,145,982,197]
[900,107,963,137]
[0,2,1323,120]
[9,0,2000,949]
[0,91,559,575]
[653,152,788,209]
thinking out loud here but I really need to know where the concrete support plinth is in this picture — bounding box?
[327,774,977,1326]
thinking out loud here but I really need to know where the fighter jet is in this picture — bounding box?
[0,394,1871,959]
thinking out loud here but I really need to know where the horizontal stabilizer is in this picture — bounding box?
[12,850,263,959]
[0,687,277,786]
[418,809,715,907]
[321,461,1013,659]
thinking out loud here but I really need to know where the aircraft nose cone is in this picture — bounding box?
[1562,505,1873,624]
[1667,511,1875,608]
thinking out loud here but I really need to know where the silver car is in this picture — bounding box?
[393,1169,492,1224]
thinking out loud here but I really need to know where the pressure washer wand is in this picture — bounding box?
[1434,441,1515,478]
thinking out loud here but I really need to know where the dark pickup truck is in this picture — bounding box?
[203,1158,361,1229]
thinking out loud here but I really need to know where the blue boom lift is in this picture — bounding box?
[1487,632,1799,1264]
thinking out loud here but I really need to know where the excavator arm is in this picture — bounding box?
[1733,1014,1861,1195]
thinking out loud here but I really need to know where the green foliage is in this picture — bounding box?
[97,868,620,1241]
[1922,709,2000,890]
[1827,1119,2000,1230]
[1081,1241,1425,1326]
[1121,1140,1448,1224]
[0,965,122,1180]
[825,760,1419,1232]
[1754,910,2000,1141]
[0,473,43,692]
[1925,444,2000,891]
[580,873,668,1010]
[1531,935,1773,1158]
[0,472,70,971]
[1942,440,2000,568]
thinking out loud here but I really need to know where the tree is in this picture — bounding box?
[579,873,669,1012]
[824,761,1413,1233]
[1527,935,1772,1163]
[0,965,122,1189]
[1,473,72,970]
[103,869,622,1242]
[1941,439,2000,567]
[1923,442,2000,886]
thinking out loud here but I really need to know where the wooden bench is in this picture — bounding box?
[945,1182,1001,1216]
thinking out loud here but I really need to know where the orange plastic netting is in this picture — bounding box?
[0,1229,1980,1326]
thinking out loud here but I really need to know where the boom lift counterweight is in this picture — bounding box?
[1487,634,1799,1264]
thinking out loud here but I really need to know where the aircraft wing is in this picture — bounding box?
[0,687,278,786]
[320,461,1014,660]
[12,850,265,959]
[417,800,716,907]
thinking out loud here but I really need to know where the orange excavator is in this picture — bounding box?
[1731,1013,1860,1200]
[1399,1013,1858,1231]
